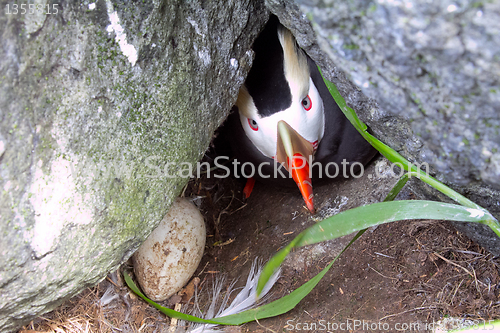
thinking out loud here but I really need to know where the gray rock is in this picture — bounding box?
[0,1,268,331]
[2,0,499,330]
[297,0,500,188]
[407,178,500,255]
[266,0,500,253]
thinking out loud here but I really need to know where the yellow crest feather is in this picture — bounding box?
[277,26,310,99]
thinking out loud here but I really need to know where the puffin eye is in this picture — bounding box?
[302,95,312,111]
[248,118,258,131]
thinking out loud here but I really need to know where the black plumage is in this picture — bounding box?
[223,16,377,188]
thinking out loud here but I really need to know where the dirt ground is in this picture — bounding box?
[22,156,500,333]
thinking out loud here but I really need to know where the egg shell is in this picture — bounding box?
[133,197,206,301]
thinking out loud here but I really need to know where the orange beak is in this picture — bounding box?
[276,121,316,214]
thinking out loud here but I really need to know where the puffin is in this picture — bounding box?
[224,16,377,214]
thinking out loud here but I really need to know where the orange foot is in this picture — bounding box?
[243,177,256,199]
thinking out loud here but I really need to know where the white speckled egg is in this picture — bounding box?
[133,197,206,301]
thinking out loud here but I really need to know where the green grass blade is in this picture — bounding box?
[319,67,412,168]
[124,260,336,326]
[383,173,410,202]
[219,260,336,324]
[217,229,367,324]
[124,271,221,324]
[407,171,484,210]
[256,231,305,296]
[257,200,488,293]
[124,233,349,327]
[318,67,499,229]
[408,171,500,236]
[253,168,418,320]
[297,200,489,247]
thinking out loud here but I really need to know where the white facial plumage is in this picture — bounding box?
[235,26,325,159]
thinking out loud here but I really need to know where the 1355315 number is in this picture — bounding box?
[5,3,59,15]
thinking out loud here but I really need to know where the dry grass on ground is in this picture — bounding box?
[21,220,500,333]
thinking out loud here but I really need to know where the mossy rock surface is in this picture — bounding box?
[0,1,268,331]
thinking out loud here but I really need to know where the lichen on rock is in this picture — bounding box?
[0,1,268,331]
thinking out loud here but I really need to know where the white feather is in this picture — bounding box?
[100,285,119,307]
[175,259,281,333]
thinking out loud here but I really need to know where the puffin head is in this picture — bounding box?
[235,21,324,213]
